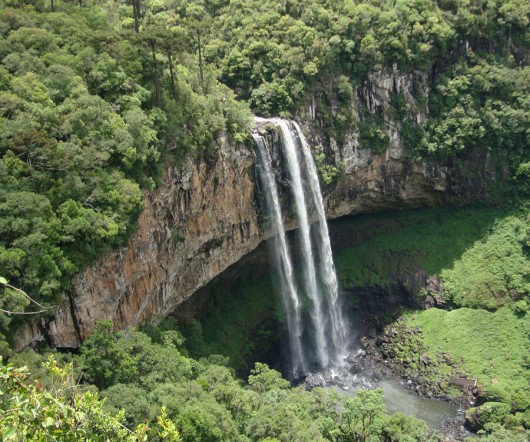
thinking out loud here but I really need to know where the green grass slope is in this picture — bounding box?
[334,206,529,417]
[334,206,529,310]
[404,307,529,410]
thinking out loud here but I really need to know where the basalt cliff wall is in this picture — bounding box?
[16,69,505,350]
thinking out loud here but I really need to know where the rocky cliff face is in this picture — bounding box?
[16,70,505,350]
[18,137,262,349]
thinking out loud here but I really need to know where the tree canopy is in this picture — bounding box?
[4,323,435,441]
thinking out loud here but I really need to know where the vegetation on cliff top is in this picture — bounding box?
[204,0,529,171]
[0,0,251,350]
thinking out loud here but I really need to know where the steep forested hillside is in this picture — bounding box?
[0,0,529,440]
[0,0,251,350]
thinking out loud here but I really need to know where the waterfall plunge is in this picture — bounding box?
[253,133,307,377]
[254,119,348,378]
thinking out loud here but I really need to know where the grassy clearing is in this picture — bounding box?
[440,215,529,309]
[334,206,529,309]
[403,307,530,410]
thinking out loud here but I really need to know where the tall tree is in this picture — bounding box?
[185,3,212,87]
[159,27,190,100]
[131,0,141,33]
[139,28,167,107]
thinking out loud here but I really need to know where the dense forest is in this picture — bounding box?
[0,0,529,440]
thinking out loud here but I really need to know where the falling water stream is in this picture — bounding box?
[292,121,348,365]
[277,119,330,369]
[253,118,461,433]
[253,133,307,377]
[253,118,348,376]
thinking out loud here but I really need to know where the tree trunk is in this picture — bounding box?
[50,0,55,12]
[151,43,161,107]
[133,0,140,33]
[168,51,177,99]
[197,29,204,86]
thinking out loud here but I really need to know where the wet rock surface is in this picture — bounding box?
[439,418,469,441]
[303,348,382,392]
[303,343,471,440]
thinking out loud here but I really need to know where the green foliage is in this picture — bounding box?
[336,389,430,441]
[359,121,389,154]
[81,320,195,392]
[382,412,431,442]
[441,214,530,309]
[465,402,511,431]
[202,0,468,113]
[157,406,183,442]
[0,277,53,358]
[250,80,293,117]
[11,322,435,441]
[314,152,343,185]
[335,207,529,310]
[404,307,530,411]
[419,60,530,171]
[466,425,530,442]
[340,388,387,440]
[248,362,289,394]
[102,383,156,426]
[198,0,529,181]
[80,321,137,390]
[0,356,152,441]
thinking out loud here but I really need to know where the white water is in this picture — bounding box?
[292,121,348,365]
[277,119,329,368]
[253,118,348,376]
[253,133,307,377]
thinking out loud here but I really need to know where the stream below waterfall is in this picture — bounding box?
[379,380,458,429]
[303,348,465,435]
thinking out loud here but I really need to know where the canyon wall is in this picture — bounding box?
[16,69,505,349]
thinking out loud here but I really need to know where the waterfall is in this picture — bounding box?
[253,133,307,377]
[292,121,348,364]
[277,120,329,368]
[253,118,348,377]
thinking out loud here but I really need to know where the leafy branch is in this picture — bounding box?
[0,277,51,315]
